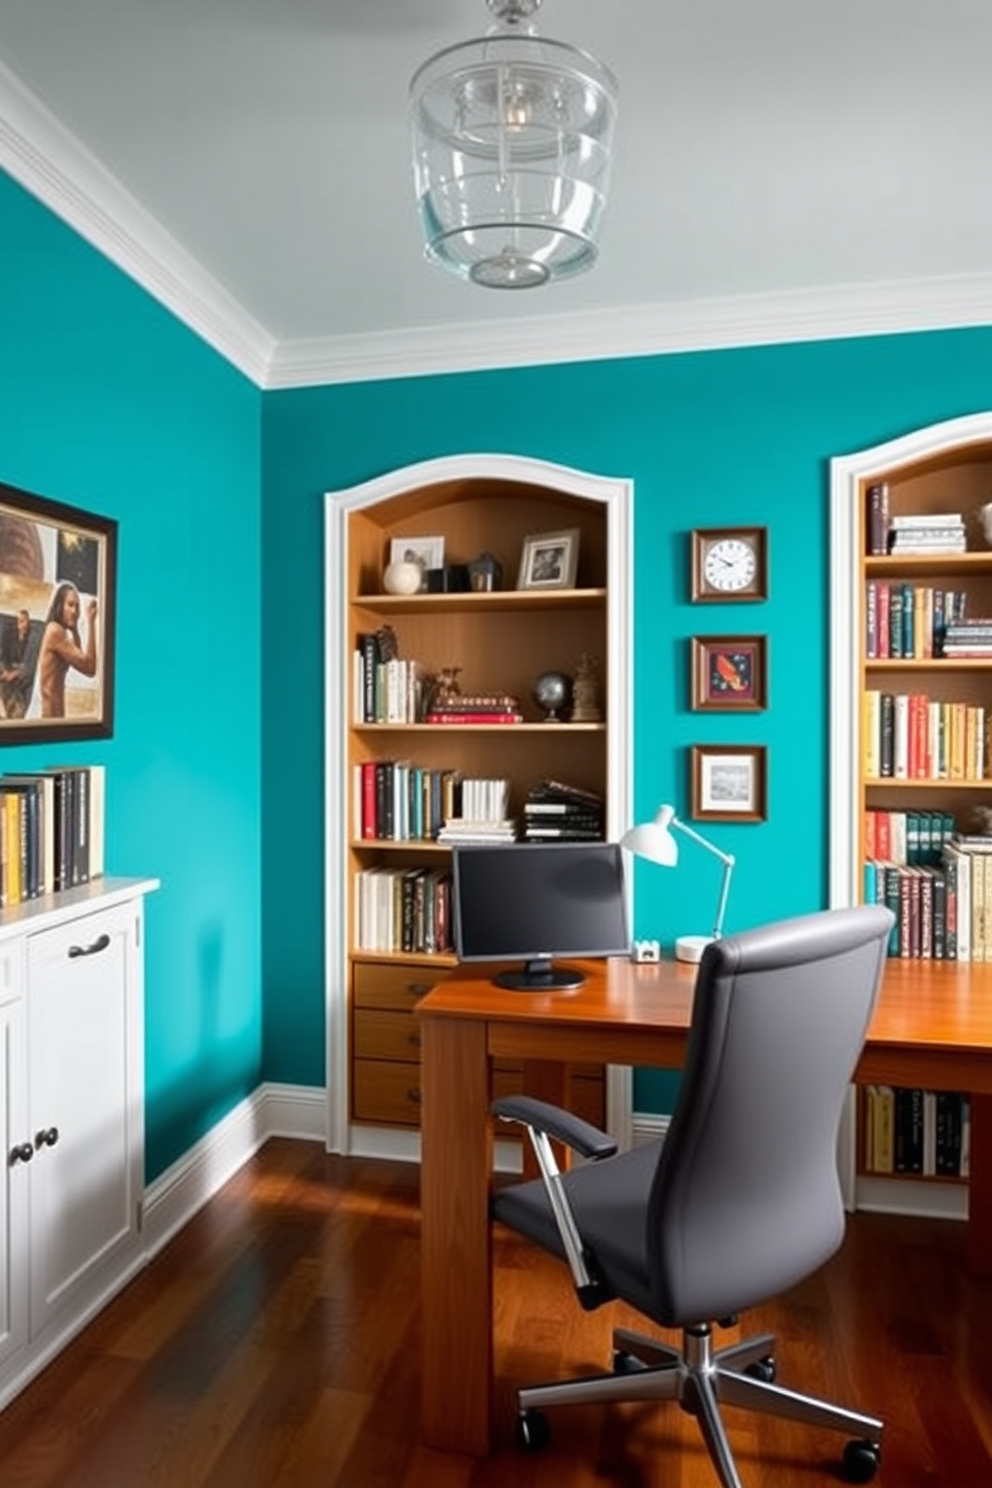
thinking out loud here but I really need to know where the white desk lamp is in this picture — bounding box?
[620,804,736,964]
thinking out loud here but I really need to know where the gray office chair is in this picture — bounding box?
[492,904,894,1488]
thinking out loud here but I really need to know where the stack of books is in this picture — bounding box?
[436,776,517,844]
[521,779,604,842]
[424,693,522,724]
[887,513,966,554]
[940,617,992,657]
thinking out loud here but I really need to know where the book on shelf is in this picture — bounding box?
[436,820,517,844]
[424,711,523,724]
[866,481,890,556]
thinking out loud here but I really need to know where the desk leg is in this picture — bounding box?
[967,1094,992,1278]
[421,1015,493,1455]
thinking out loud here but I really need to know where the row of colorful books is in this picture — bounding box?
[353,866,452,955]
[863,1085,970,1178]
[864,837,992,960]
[864,809,955,868]
[863,690,986,781]
[0,765,104,907]
[863,582,969,660]
[352,762,518,842]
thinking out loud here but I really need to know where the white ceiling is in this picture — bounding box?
[1,0,991,387]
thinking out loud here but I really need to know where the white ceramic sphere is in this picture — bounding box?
[383,560,423,595]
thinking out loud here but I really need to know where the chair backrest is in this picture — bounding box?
[647,904,894,1327]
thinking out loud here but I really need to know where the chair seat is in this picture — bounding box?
[493,1140,664,1319]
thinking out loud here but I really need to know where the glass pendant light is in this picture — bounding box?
[409,0,619,289]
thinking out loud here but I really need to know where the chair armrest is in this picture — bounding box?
[491,1095,618,1161]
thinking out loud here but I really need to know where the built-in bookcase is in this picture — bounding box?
[324,455,632,1160]
[831,411,992,1218]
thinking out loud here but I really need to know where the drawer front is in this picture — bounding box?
[354,1008,423,1061]
[352,962,448,1011]
[352,1058,422,1127]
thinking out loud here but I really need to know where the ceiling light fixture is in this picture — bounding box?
[409,0,619,290]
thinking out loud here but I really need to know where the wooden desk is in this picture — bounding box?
[417,954,992,1456]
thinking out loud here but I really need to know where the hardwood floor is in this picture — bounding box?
[1,1138,990,1487]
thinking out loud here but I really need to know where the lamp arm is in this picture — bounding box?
[671,816,736,942]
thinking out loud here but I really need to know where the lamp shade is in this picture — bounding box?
[619,805,679,866]
[409,0,618,289]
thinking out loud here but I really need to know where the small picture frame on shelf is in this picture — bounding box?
[690,745,766,823]
[517,528,580,590]
[691,636,767,711]
[0,480,117,744]
[389,534,445,593]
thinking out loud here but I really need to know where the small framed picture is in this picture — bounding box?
[691,636,767,711]
[517,528,580,591]
[690,745,767,823]
[389,534,445,592]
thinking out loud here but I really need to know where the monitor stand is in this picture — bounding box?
[492,957,584,992]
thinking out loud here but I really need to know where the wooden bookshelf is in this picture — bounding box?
[831,412,992,1210]
[325,456,632,1155]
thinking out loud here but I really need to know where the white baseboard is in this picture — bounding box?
[142,1092,966,1268]
[142,1082,325,1257]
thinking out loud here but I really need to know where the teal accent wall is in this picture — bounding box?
[0,171,263,1177]
[261,338,992,1112]
[6,165,991,1148]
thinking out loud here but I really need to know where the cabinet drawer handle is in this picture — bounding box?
[406,1088,423,1105]
[9,1142,34,1166]
[35,1126,60,1150]
[406,982,432,996]
[407,1031,422,1047]
[68,932,111,959]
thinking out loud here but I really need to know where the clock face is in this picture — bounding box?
[692,527,767,602]
[703,537,757,592]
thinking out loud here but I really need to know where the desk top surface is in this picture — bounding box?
[417,954,992,1056]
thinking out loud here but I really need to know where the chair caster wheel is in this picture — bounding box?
[743,1354,776,1383]
[841,1438,880,1483]
[516,1409,550,1451]
[612,1350,645,1375]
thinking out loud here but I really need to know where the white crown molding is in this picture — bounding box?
[3,58,991,393]
[267,272,992,389]
[0,59,275,385]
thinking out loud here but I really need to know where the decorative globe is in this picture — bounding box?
[532,670,572,722]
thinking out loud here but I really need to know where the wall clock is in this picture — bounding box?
[691,526,768,602]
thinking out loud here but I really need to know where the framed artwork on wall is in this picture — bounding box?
[690,744,767,823]
[0,482,117,744]
[691,635,767,711]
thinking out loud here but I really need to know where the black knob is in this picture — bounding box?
[35,1126,60,1149]
[9,1142,34,1165]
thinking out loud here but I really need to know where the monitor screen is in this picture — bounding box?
[452,841,629,990]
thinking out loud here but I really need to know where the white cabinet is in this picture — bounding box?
[0,877,156,1411]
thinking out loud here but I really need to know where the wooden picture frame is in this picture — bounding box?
[691,525,768,602]
[0,482,117,744]
[516,528,580,590]
[691,635,767,711]
[690,745,767,822]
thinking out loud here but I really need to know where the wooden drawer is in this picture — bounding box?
[352,962,448,1011]
[354,1008,423,1061]
[352,1057,422,1127]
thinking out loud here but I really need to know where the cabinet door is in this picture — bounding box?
[0,982,29,1372]
[25,902,142,1343]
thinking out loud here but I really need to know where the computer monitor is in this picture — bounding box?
[452,841,630,990]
